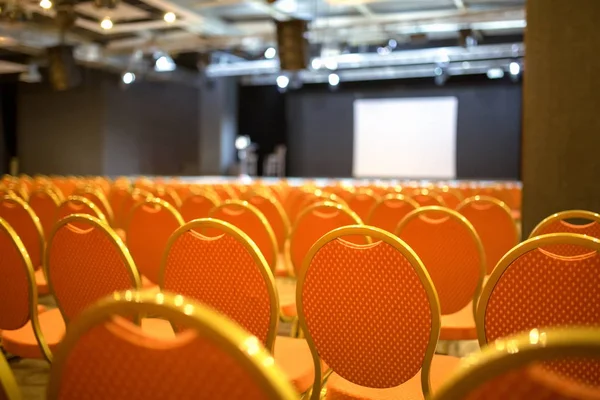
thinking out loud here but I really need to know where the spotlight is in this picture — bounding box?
[100,17,113,30]
[163,11,176,23]
[264,47,277,59]
[509,61,521,76]
[328,73,339,86]
[486,68,505,79]
[276,75,289,89]
[122,72,135,84]
[377,46,391,55]
[235,135,251,150]
[388,39,397,49]
[39,0,52,9]
[154,52,176,72]
[324,58,338,71]
[311,58,322,70]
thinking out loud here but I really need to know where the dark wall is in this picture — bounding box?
[245,76,522,179]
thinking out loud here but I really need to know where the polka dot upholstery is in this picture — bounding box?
[347,191,379,222]
[127,200,183,284]
[180,193,218,222]
[55,317,276,400]
[483,247,600,386]
[533,219,600,257]
[367,195,418,234]
[209,201,277,272]
[162,226,274,347]
[289,203,364,276]
[458,197,519,274]
[397,208,484,315]
[47,219,139,320]
[0,197,43,270]
[301,237,433,388]
[246,192,289,252]
[29,190,60,241]
[0,221,33,330]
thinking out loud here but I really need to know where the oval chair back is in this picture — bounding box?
[47,291,298,400]
[434,328,600,400]
[126,198,184,285]
[213,184,236,201]
[438,187,463,210]
[366,194,419,234]
[108,185,132,230]
[154,186,182,209]
[73,186,114,225]
[457,196,519,275]
[477,234,600,387]
[29,188,62,241]
[0,196,44,270]
[244,190,290,253]
[396,206,485,316]
[413,189,446,207]
[209,200,278,273]
[529,210,600,257]
[56,196,107,227]
[287,202,364,277]
[180,190,220,222]
[160,219,278,350]
[46,215,141,323]
[347,189,380,222]
[297,226,441,398]
[119,189,153,230]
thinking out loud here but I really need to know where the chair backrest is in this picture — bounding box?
[73,186,114,225]
[529,210,600,257]
[161,219,278,350]
[120,188,153,230]
[478,233,600,344]
[29,187,62,241]
[57,196,107,225]
[396,206,485,316]
[180,190,220,222]
[244,190,290,253]
[298,226,440,399]
[438,186,463,209]
[209,200,278,272]
[413,189,446,207]
[154,186,182,209]
[434,328,600,400]
[126,198,184,285]
[0,350,22,400]
[366,194,419,234]
[47,290,298,400]
[347,189,379,222]
[287,201,364,276]
[213,184,237,201]
[108,185,132,230]
[0,196,44,270]
[457,196,519,274]
[46,215,141,322]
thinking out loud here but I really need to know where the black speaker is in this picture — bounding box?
[276,19,308,71]
[47,45,82,91]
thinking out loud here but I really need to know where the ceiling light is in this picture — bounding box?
[264,47,276,59]
[324,58,338,71]
[328,73,340,86]
[388,39,397,49]
[377,46,391,55]
[122,72,135,85]
[100,17,113,30]
[155,55,176,72]
[164,11,176,23]
[509,61,521,76]
[486,68,505,79]
[276,75,289,89]
[39,0,52,9]
[235,135,251,150]
[311,58,322,70]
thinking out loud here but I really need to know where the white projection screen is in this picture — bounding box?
[353,97,458,179]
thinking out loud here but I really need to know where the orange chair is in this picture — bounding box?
[297,225,459,399]
[396,206,485,341]
[28,187,62,241]
[119,188,153,230]
[209,200,278,273]
[457,196,520,275]
[47,290,299,400]
[434,328,600,400]
[73,186,114,225]
[45,214,142,324]
[154,186,182,209]
[529,210,600,256]
[213,184,237,201]
[108,183,132,231]
[0,350,21,399]
[244,189,291,253]
[366,194,419,234]
[437,186,463,209]
[477,234,600,349]
[0,195,49,295]
[0,217,63,362]
[286,202,363,277]
[56,196,107,223]
[180,190,220,222]
[413,189,446,207]
[347,189,379,222]
[160,219,316,395]
[126,198,184,285]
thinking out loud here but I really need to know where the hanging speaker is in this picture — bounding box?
[276,19,308,71]
[47,45,82,91]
